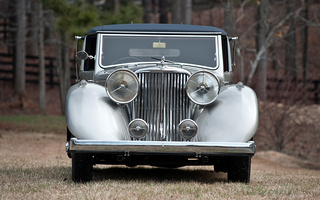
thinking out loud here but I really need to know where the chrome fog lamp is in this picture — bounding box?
[128,119,148,139]
[178,119,198,140]
[186,71,220,105]
[106,69,139,104]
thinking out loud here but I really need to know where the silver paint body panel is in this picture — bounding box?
[66,29,258,156]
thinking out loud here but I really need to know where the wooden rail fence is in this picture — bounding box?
[0,53,75,87]
[0,53,319,104]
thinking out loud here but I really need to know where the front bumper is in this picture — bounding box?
[67,138,256,156]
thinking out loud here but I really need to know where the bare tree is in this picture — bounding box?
[38,0,46,114]
[55,31,70,115]
[233,0,251,82]
[172,0,182,24]
[301,0,309,82]
[254,0,270,101]
[222,0,235,36]
[14,0,26,97]
[159,0,168,23]
[114,0,119,14]
[142,0,151,23]
[245,0,303,99]
[154,0,159,23]
[183,0,192,25]
[172,0,192,25]
[284,0,297,78]
[26,0,38,56]
[258,75,312,152]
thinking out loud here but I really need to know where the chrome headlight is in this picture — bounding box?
[186,71,220,105]
[178,119,198,140]
[128,119,148,139]
[106,69,139,104]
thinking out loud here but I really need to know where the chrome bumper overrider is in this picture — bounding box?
[68,138,256,155]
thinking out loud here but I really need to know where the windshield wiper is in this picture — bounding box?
[100,62,158,70]
[100,56,181,70]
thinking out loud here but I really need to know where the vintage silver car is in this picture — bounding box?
[65,24,258,183]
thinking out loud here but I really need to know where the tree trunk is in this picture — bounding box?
[154,0,159,23]
[14,0,26,97]
[47,10,70,115]
[301,0,309,82]
[114,0,119,14]
[38,0,46,115]
[223,0,234,36]
[172,0,181,24]
[55,34,63,114]
[56,32,70,115]
[142,0,151,23]
[255,0,269,101]
[183,0,192,25]
[159,0,168,23]
[26,0,38,56]
[237,48,245,82]
[285,0,297,79]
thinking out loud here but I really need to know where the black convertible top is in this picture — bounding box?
[86,24,227,35]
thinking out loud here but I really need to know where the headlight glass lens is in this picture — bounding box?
[186,71,220,105]
[106,69,139,104]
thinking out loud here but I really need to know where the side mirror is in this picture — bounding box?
[76,51,95,60]
[76,51,89,60]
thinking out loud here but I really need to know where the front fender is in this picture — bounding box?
[65,81,130,140]
[194,84,258,142]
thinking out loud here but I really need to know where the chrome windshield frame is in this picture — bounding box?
[98,33,222,70]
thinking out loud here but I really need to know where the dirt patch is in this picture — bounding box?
[253,150,320,171]
[0,81,62,115]
[1,131,318,172]
[1,131,320,199]
[0,131,66,163]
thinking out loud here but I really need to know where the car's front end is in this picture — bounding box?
[65,24,258,183]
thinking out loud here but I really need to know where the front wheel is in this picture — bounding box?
[72,153,93,182]
[227,156,251,183]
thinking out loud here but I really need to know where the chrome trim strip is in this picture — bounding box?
[133,71,191,141]
[98,34,220,70]
[100,61,218,71]
[69,138,256,155]
[135,66,191,75]
[97,32,223,36]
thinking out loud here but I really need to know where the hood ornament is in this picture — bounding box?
[161,56,166,64]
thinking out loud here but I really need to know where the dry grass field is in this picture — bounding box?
[1,131,319,200]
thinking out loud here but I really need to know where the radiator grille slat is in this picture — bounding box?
[132,72,191,141]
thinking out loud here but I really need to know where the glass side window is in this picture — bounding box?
[222,36,230,72]
[84,35,97,71]
[100,35,218,68]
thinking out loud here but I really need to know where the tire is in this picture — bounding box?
[227,156,251,183]
[213,158,228,173]
[214,164,227,173]
[72,153,93,182]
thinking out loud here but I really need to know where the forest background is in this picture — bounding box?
[0,0,320,164]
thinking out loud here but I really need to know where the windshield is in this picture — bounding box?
[100,34,218,68]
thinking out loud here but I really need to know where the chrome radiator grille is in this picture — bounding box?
[131,71,191,141]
